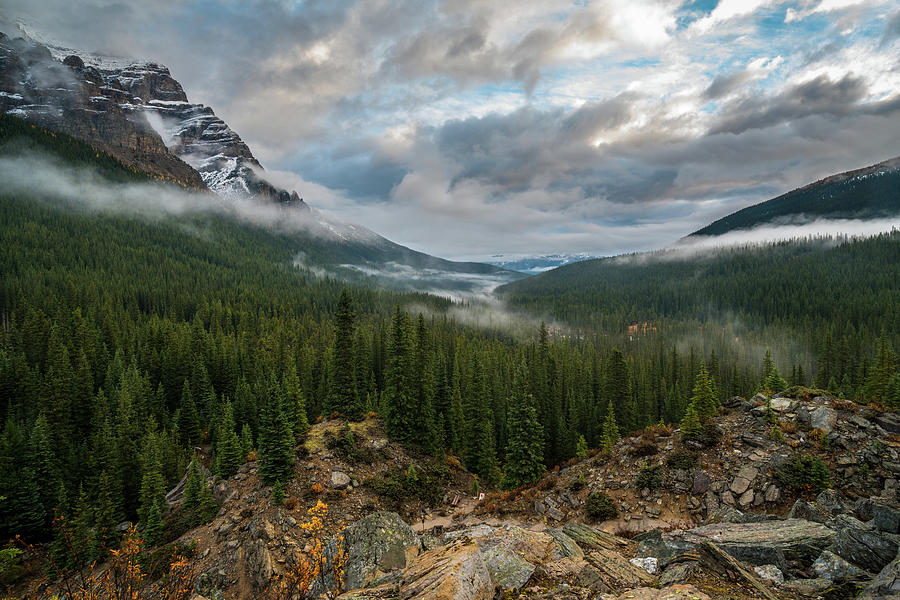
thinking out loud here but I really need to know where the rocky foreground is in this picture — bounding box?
[180,391,900,599]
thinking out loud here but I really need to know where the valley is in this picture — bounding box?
[1,13,900,600]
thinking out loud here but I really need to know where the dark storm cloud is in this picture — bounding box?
[709,74,871,135]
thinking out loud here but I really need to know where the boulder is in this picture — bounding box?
[788,499,831,524]
[831,528,900,573]
[342,540,494,600]
[816,489,849,515]
[630,557,659,574]
[674,519,835,572]
[812,549,869,582]
[874,413,900,434]
[330,511,421,591]
[658,562,698,586]
[856,497,876,522]
[546,528,584,559]
[692,472,711,495]
[481,545,534,591]
[331,470,352,489]
[608,585,711,600]
[584,546,657,591]
[808,406,837,434]
[246,540,273,589]
[753,564,784,584]
[858,550,900,600]
[562,522,635,554]
[872,502,900,534]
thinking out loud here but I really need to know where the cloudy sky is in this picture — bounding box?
[4,1,900,260]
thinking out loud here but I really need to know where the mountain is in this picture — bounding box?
[690,155,900,237]
[0,31,522,292]
[486,253,598,274]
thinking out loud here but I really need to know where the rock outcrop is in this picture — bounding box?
[0,34,308,207]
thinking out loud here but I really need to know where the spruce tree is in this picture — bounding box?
[183,460,202,510]
[385,307,415,443]
[240,423,254,458]
[604,349,632,433]
[764,366,788,394]
[600,399,619,452]
[143,503,163,546]
[215,400,243,478]
[576,435,588,459]
[257,386,295,485]
[284,365,309,440]
[178,380,201,445]
[329,290,362,419]
[502,380,545,489]
[690,363,718,421]
[680,402,702,442]
[137,436,166,528]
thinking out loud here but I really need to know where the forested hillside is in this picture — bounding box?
[691,156,900,236]
[2,115,899,585]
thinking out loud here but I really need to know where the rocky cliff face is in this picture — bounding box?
[0,31,306,207]
[178,394,900,599]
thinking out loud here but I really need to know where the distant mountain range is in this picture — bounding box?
[0,31,522,293]
[486,253,598,274]
[690,155,900,237]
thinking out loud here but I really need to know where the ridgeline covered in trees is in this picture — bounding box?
[1,114,899,568]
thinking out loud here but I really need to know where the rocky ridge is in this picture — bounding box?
[172,391,900,599]
[0,31,306,207]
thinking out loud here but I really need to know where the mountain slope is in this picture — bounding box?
[0,33,521,292]
[691,155,900,236]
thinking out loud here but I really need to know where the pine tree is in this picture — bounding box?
[240,423,254,458]
[271,481,285,506]
[385,307,415,443]
[284,365,309,440]
[94,469,120,552]
[600,399,619,453]
[28,413,60,525]
[329,290,362,419]
[765,366,788,394]
[763,350,774,378]
[12,467,46,539]
[178,380,201,445]
[680,402,702,442]
[411,314,437,451]
[864,335,897,400]
[576,435,588,459]
[502,362,544,490]
[183,459,203,510]
[604,349,632,433]
[257,385,295,485]
[143,503,163,546]
[690,363,718,421]
[215,400,243,478]
[137,435,166,527]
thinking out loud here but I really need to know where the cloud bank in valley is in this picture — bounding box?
[2,1,900,259]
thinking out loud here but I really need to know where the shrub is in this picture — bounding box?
[774,454,832,494]
[769,425,784,442]
[569,473,587,491]
[272,481,285,506]
[666,450,697,470]
[363,462,452,506]
[586,491,618,522]
[629,439,659,457]
[634,464,663,491]
[324,423,374,464]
